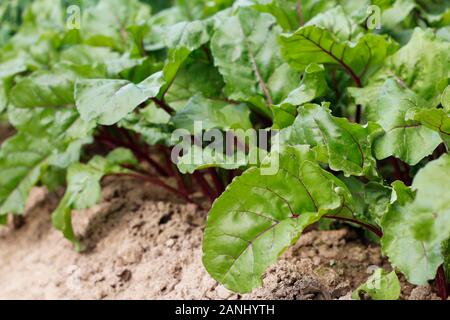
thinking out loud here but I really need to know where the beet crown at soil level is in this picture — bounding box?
[0,0,449,300]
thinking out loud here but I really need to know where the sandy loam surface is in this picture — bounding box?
[0,177,440,300]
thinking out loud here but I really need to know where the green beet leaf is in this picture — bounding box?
[359,28,450,105]
[52,148,137,251]
[0,108,93,218]
[280,7,397,84]
[203,145,352,293]
[210,7,299,111]
[75,72,165,126]
[351,79,442,165]
[172,95,252,133]
[406,108,450,148]
[382,155,450,285]
[272,63,328,129]
[280,103,382,177]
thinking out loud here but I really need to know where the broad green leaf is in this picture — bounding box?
[75,72,165,126]
[280,103,381,177]
[10,69,75,108]
[364,28,450,105]
[171,95,253,133]
[203,145,352,293]
[52,148,137,250]
[382,155,450,285]
[0,108,93,217]
[280,8,397,83]
[210,7,299,110]
[352,269,401,300]
[151,20,213,100]
[351,79,442,165]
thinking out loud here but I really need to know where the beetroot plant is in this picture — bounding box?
[0,0,449,300]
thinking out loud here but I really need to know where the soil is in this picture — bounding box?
[0,176,441,300]
[0,122,14,143]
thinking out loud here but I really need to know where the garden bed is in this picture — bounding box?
[0,178,439,300]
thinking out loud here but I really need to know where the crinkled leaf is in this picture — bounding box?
[382,155,450,285]
[351,79,442,165]
[0,108,93,217]
[52,148,136,250]
[280,103,381,177]
[203,145,352,293]
[210,7,299,110]
[75,72,165,126]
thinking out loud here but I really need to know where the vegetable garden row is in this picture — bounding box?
[0,0,449,300]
